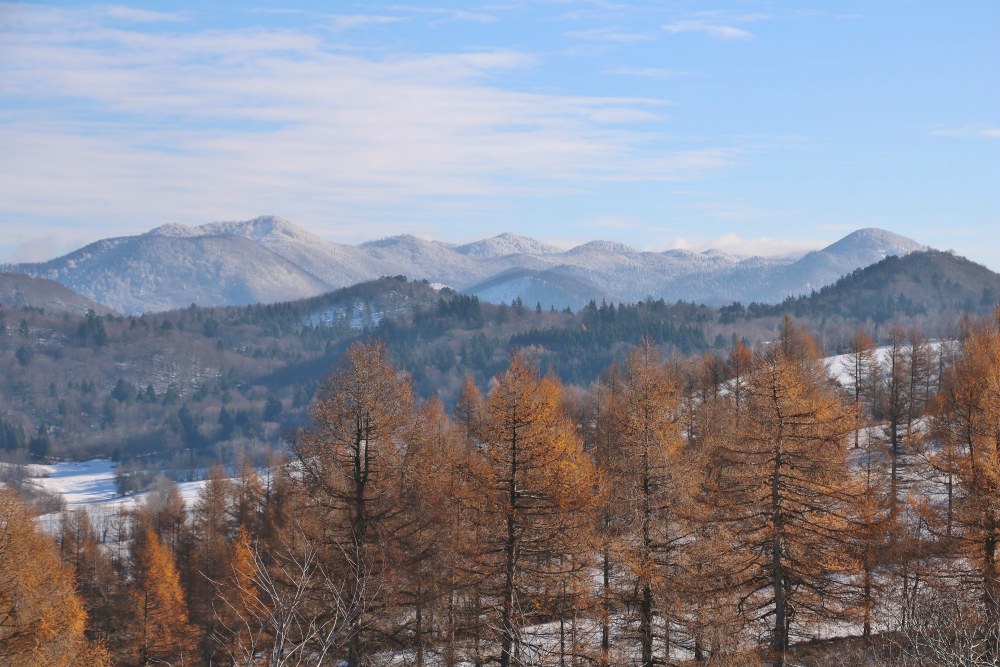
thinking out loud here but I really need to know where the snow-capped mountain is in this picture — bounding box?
[456,233,562,258]
[9,217,928,314]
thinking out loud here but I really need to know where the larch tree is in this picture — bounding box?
[714,327,857,667]
[929,310,1000,659]
[846,328,877,449]
[847,413,895,641]
[474,352,600,667]
[454,373,484,450]
[228,454,265,535]
[727,339,753,431]
[589,363,625,667]
[57,508,120,653]
[292,339,415,667]
[601,340,688,667]
[191,463,234,662]
[881,323,911,516]
[394,397,465,667]
[0,489,108,667]
[129,518,197,666]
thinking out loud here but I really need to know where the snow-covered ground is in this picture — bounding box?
[21,459,209,533]
[825,340,949,389]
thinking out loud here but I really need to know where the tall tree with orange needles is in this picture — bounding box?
[293,339,415,667]
[930,309,1000,660]
[846,328,877,449]
[600,339,687,667]
[714,323,856,667]
[475,352,600,667]
[1,489,109,666]
[129,517,197,666]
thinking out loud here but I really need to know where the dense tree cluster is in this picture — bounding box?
[8,306,1000,664]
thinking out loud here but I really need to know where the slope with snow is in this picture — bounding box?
[9,217,929,313]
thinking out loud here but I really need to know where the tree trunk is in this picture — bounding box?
[771,446,787,667]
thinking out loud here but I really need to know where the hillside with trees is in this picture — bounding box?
[2,251,999,472]
[5,310,1000,665]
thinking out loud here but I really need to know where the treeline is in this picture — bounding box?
[719,250,1000,329]
[5,251,997,467]
[6,312,1000,666]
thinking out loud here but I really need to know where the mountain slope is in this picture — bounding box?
[749,228,928,301]
[749,250,1000,323]
[0,273,117,315]
[456,233,562,258]
[15,234,332,314]
[8,217,929,313]
[466,268,608,310]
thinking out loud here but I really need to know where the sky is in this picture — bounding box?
[1,1,997,268]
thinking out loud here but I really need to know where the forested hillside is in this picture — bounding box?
[5,312,1000,666]
[2,250,998,470]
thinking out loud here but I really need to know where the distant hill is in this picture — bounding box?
[0,273,116,315]
[9,216,929,313]
[3,252,999,465]
[718,250,1000,342]
[467,268,608,311]
[456,232,562,258]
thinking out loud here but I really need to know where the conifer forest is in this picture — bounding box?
[5,310,1000,667]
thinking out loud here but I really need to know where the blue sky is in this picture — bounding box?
[1,1,997,267]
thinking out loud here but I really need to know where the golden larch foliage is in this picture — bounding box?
[0,489,107,666]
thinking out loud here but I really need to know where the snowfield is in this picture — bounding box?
[23,459,209,529]
[824,340,949,389]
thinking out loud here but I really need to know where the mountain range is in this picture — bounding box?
[7,216,925,314]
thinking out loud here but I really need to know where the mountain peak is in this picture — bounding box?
[456,233,562,258]
[360,234,430,250]
[569,240,637,254]
[822,228,925,257]
[146,215,306,243]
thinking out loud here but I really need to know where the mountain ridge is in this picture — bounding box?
[9,216,930,314]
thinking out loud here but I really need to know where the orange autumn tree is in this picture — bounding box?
[0,488,109,667]
[473,352,600,667]
[713,324,857,667]
[293,339,415,667]
[129,517,197,666]
[930,309,1000,659]
[598,340,688,667]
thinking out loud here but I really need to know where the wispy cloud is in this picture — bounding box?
[101,6,187,23]
[606,66,692,78]
[565,26,654,43]
[389,5,499,24]
[663,21,753,40]
[930,125,1000,139]
[325,14,405,32]
[0,3,738,235]
[663,11,771,40]
[669,233,820,257]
